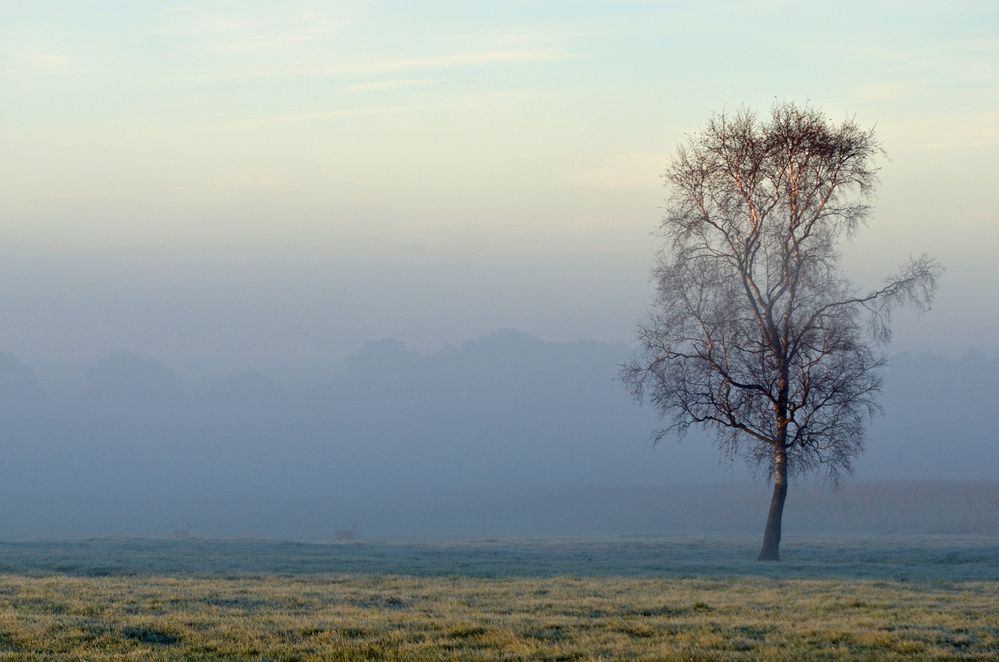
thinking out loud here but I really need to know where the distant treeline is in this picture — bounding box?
[0,331,995,539]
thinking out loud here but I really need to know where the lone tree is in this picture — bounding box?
[622,103,941,561]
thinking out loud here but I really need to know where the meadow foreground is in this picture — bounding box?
[0,536,995,660]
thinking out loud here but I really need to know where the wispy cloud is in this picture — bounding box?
[175,11,349,55]
[855,81,938,103]
[342,79,433,94]
[27,52,73,69]
[206,90,539,127]
[881,112,999,150]
[188,48,569,86]
[365,50,563,72]
[225,102,450,127]
[568,153,666,191]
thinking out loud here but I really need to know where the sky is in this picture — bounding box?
[2,0,998,380]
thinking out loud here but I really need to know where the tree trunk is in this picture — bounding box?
[758,446,788,561]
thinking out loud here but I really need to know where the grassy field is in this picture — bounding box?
[0,535,996,660]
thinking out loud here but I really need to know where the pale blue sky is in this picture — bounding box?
[1,0,997,376]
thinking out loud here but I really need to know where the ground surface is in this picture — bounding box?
[0,535,996,660]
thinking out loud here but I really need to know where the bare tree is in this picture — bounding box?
[622,103,941,561]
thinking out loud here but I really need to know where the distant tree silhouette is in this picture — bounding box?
[623,103,942,560]
[86,351,183,404]
[0,353,34,392]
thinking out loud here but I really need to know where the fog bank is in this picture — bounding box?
[0,331,995,540]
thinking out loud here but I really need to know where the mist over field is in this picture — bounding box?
[1,331,995,540]
[3,2,997,547]
[4,3,999,659]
